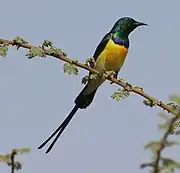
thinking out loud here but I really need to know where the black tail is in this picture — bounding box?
[37,105,79,154]
[38,85,97,154]
[75,85,97,109]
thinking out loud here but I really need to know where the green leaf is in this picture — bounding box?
[144,141,162,153]
[111,88,130,101]
[49,47,61,55]
[42,40,53,48]
[13,36,27,44]
[41,40,67,57]
[89,74,98,80]
[159,166,175,173]
[171,121,180,134]
[158,112,169,120]
[47,46,67,57]
[81,76,89,85]
[62,51,67,57]
[169,95,180,104]
[63,63,78,75]
[13,161,22,170]
[143,99,157,107]
[167,102,179,110]
[14,148,31,154]
[0,44,8,57]
[26,47,45,59]
[158,123,169,131]
[0,154,11,163]
[133,85,143,90]
[161,157,180,169]
[165,141,180,147]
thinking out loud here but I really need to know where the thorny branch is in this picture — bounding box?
[154,112,180,173]
[141,110,180,173]
[0,38,177,115]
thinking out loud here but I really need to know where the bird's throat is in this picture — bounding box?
[112,36,129,49]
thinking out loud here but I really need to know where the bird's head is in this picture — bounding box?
[111,17,147,37]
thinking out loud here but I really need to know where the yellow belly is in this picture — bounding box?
[83,39,128,95]
[95,39,128,72]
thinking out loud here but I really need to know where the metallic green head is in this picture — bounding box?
[111,17,147,37]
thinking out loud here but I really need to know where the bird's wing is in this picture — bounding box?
[93,33,111,60]
[75,33,112,107]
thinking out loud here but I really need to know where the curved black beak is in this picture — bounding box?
[135,21,148,27]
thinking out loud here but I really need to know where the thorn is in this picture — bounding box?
[124,82,132,92]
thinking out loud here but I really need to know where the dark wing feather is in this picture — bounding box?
[93,33,111,60]
[74,33,112,109]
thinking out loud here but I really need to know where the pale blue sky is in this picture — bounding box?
[1,0,180,173]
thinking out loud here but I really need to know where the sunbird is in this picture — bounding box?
[38,17,147,154]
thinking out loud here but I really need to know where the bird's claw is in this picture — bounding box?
[101,71,116,84]
[110,72,118,84]
[85,57,96,68]
[105,71,116,77]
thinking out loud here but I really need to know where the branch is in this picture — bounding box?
[140,107,180,173]
[0,38,178,116]
[0,148,30,172]
[153,112,180,173]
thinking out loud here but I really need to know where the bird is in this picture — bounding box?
[38,17,147,154]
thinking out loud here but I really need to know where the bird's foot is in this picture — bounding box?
[97,70,116,81]
[104,70,116,78]
[104,71,117,84]
[85,57,96,68]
